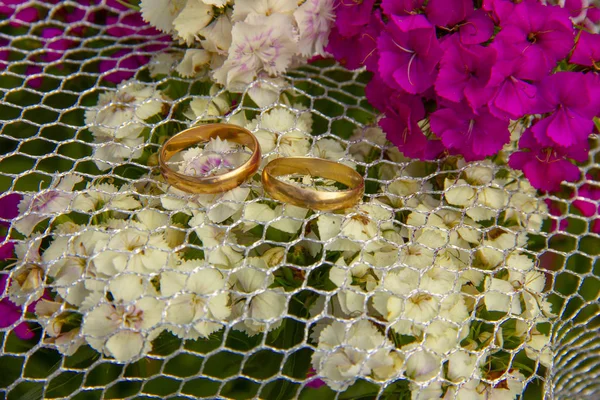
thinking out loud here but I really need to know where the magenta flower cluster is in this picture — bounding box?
[0,0,169,86]
[326,0,600,193]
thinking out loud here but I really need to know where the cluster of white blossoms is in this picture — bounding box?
[84,80,169,171]
[140,0,334,89]
[6,81,552,397]
[302,128,553,397]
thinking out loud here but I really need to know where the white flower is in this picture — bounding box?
[230,267,287,335]
[483,277,522,315]
[140,0,187,33]
[85,82,166,170]
[423,320,466,354]
[329,257,380,316]
[173,0,214,45]
[161,261,231,339]
[294,0,334,56]
[247,74,288,108]
[43,228,111,306]
[149,52,179,77]
[86,82,165,138]
[186,94,231,123]
[420,267,457,295]
[523,328,552,368]
[162,184,250,222]
[322,202,394,252]
[14,174,82,236]
[73,183,141,213]
[82,295,165,362]
[36,299,85,356]
[8,237,44,306]
[311,320,400,391]
[481,370,525,400]
[199,9,233,53]
[504,179,548,231]
[202,0,230,7]
[246,107,311,155]
[444,174,508,222]
[93,225,173,276]
[439,294,470,323]
[408,208,481,246]
[443,379,484,400]
[213,14,296,90]
[405,348,441,382]
[232,0,297,22]
[311,138,346,162]
[447,350,480,382]
[399,243,435,270]
[348,126,387,162]
[241,202,308,234]
[411,382,444,400]
[176,49,211,78]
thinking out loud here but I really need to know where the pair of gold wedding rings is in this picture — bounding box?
[158,124,364,211]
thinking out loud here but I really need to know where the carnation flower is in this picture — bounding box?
[82,294,166,362]
[93,225,173,276]
[213,14,296,90]
[530,72,599,148]
[435,36,497,110]
[377,15,442,94]
[311,320,401,391]
[232,0,297,23]
[86,81,167,170]
[294,0,335,57]
[494,0,574,78]
[230,266,287,336]
[161,261,231,339]
[140,0,187,33]
[172,0,214,45]
[570,30,600,67]
[14,174,83,236]
[509,128,587,192]
[430,103,510,161]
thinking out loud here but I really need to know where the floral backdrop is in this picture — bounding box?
[0,0,599,399]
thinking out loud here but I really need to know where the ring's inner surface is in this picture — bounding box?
[267,158,363,189]
[162,126,253,178]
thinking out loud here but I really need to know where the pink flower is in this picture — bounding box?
[381,0,424,17]
[325,10,383,71]
[494,0,574,78]
[380,92,444,160]
[509,128,587,192]
[430,102,509,161]
[459,9,495,45]
[0,274,36,340]
[435,35,497,109]
[530,72,599,148]
[377,14,443,94]
[485,49,540,119]
[332,0,376,37]
[0,193,20,261]
[305,368,326,389]
[570,30,600,67]
[425,0,474,27]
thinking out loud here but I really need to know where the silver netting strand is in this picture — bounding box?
[0,2,599,399]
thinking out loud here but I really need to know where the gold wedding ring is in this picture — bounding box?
[262,157,364,211]
[159,124,261,194]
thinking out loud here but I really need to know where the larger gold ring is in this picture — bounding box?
[159,124,261,194]
[262,157,364,211]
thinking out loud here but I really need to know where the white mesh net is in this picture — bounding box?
[0,2,599,399]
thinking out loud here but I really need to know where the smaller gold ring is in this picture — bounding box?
[159,124,261,194]
[262,157,364,211]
